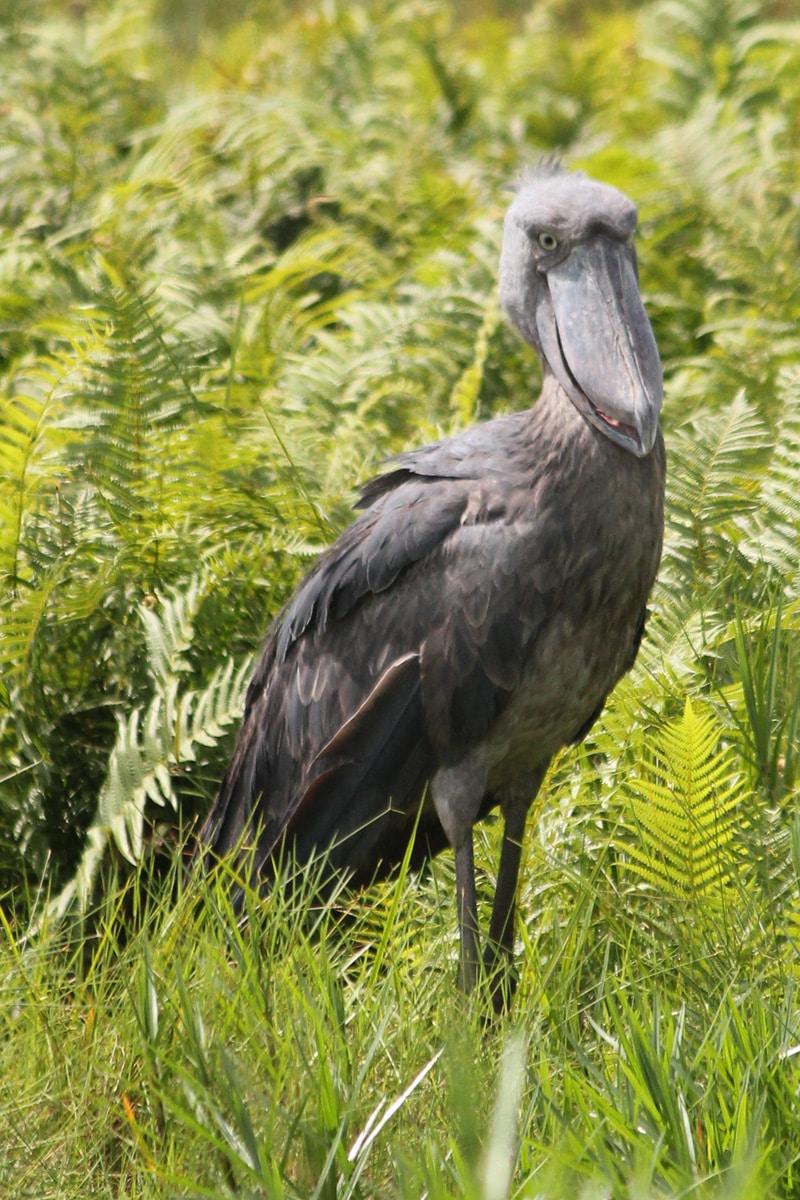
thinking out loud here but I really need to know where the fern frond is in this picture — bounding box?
[621,698,747,907]
[56,283,200,529]
[448,294,501,426]
[642,0,776,117]
[736,367,800,581]
[58,649,252,910]
[139,578,205,689]
[0,391,50,590]
[0,324,107,590]
[660,390,770,602]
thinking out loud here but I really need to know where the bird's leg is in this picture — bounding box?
[484,803,525,1013]
[430,756,489,998]
[455,834,481,995]
[484,770,546,1013]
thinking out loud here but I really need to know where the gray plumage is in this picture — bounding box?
[199,163,666,1009]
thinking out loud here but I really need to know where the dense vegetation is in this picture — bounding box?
[2,0,800,1195]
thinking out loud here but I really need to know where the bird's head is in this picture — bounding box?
[499,162,662,458]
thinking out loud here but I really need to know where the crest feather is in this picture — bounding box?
[508,153,571,193]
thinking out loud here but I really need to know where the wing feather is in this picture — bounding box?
[278,653,435,880]
[200,415,569,878]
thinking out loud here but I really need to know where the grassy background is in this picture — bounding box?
[2,0,800,1194]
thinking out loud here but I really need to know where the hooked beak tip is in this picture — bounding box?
[590,396,660,458]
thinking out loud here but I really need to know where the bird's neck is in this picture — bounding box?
[535,370,589,438]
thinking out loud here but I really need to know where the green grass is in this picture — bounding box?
[3,813,800,1198]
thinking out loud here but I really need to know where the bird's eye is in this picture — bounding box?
[537,232,558,251]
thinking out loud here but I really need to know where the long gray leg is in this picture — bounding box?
[431,754,489,997]
[455,835,480,994]
[485,767,547,1012]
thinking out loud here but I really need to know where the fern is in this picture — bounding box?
[737,367,800,582]
[95,654,250,868]
[646,368,800,712]
[661,390,770,597]
[3,0,800,919]
[139,578,201,687]
[49,580,252,913]
[620,698,747,908]
[642,0,779,117]
[0,328,107,597]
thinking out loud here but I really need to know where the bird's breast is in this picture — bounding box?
[482,611,622,785]
[483,508,661,790]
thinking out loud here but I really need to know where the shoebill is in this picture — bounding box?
[198,162,665,1011]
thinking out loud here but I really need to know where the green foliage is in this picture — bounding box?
[2,0,800,1195]
[620,698,746,906]
[710,597,800,805]
[3,849,800,1200]
[3,0,799,896]
[47,579,253,918]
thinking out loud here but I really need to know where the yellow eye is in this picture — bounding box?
[537,231,558,251]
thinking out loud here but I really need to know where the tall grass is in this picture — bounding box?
[3,815,799,1197]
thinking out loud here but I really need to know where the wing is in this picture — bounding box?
[199,418,569,880]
